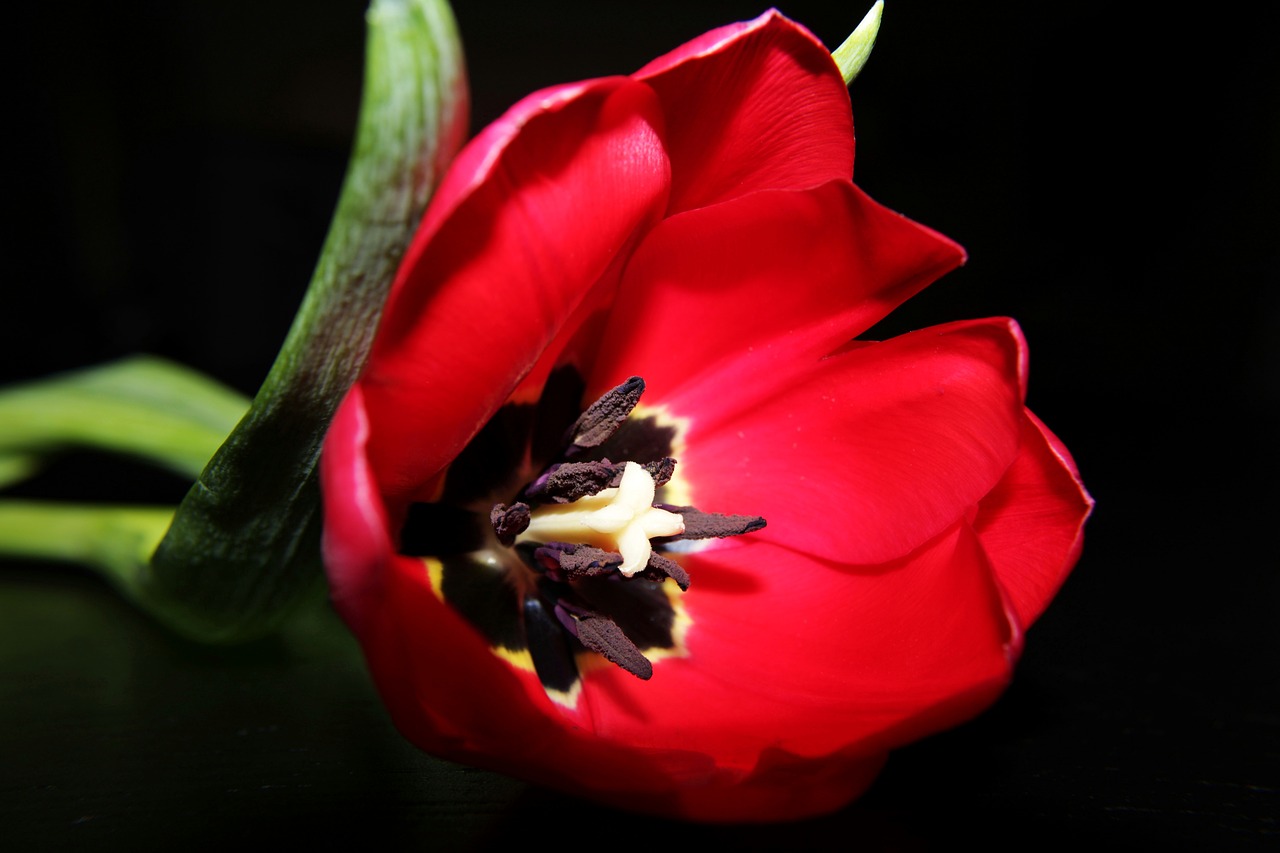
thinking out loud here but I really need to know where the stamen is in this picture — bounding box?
[532,542,622,580]
[547,593,654,679]
[660,506,767,540]
[564,376,645,455]
[519,462,685,576]
[523,461,619,504]
[610,456,676,489]
[522,457,677,506]
[490,502,532,546]
[641,552,690,591]
[574,615,654,680]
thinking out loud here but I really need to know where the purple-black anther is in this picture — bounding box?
[490,502,532,546]
[564,376,645,455]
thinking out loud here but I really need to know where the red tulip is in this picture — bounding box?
[320,9,1092,822]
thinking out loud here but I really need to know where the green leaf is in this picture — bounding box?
[0,453,44,490]
[0,500,175,594]
[0,356,248,483]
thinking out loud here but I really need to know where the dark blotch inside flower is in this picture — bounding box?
[398,371,763,696]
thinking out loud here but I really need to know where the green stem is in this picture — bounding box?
[142,0,467,643]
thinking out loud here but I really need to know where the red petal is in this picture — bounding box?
[360,77,671,501]
[974,410,1094,628]
[319,385,389,622]
[357,539,891,822]
[636,10,855,214]
[581,523,1014,768]
[672,318,1027,565]
[587,180,965,401]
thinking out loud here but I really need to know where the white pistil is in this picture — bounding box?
[520,461,685,576]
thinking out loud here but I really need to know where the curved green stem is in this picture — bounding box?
[142,0,467,643]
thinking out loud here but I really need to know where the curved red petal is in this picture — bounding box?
[671,318,1027,565]
[579,524,1014,768]
[587,180,965,401]
[975,410,1094,628]
[319,385,389,623]
[636,10,854,214]
[402,82,600,262]
[361,77,671,501]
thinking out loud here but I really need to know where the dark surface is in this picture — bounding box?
[4,1,1277,849]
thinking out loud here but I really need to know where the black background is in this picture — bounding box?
[4,1,1276,848]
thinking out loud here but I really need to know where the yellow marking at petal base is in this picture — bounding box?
[632,401,694,507]
[544,679,584,710]
[423,556,445,598]
[651,578,693,663]
[575,577,692,679]
[491,643,536,672]
[491,642,586,712]
[421,557,583,709]
[423,555,535,670]
[626,405,694,665]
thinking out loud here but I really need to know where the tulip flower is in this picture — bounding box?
[320,7,1092,823]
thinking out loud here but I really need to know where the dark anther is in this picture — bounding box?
[646,457,676,487]
[533,542,621,581]
[564,376,645,455]
[523,460,619,504]
[543,575,657,680]
[660,506,767,540]
[575,616,654,680]
[524,456,678,505]
[607,456,676,489]
[640,552,690,591]
[490,502,531,546]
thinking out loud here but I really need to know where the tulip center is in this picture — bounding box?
[399,371,764,705]
[519,462,686,575]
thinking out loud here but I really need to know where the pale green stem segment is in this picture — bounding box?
[0,0,467,644]
[0,500,175,595]
[833,1,884,85]
[0,355,249,485]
